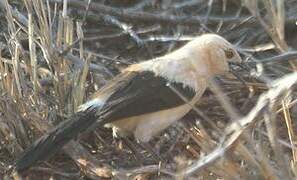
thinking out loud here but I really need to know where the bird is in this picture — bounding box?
[14,33,242,172]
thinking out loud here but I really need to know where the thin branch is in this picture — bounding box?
[102,15,144,46]
[182,72,297,176]
[48,0,253,25]
[257,51,297,64]
[56,48,114,77]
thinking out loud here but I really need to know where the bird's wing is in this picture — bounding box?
[15,70,197,172]
[97,70,196,122]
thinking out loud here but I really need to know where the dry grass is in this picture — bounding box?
[0,0,297,179]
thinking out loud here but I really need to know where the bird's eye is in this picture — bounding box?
[224,49,234,59]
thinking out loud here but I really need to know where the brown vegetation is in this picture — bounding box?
[0,0,297,179]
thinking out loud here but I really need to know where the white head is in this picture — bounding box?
[185,34,242,77]
[132,34,242,90]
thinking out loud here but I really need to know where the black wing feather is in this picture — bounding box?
[15,108,98,171]
[15,70,195,172]
[101,71,195,121]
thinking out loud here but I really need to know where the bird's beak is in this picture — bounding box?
[231,50,242,63]
[227,52,250,86]
[227,49,244,70]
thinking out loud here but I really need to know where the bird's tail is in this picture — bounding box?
[14,107,99,172]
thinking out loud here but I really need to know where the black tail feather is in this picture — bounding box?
[15,108,99,172]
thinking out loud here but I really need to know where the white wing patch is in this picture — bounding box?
[77,98,105,112]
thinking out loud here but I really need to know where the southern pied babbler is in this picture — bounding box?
[14,34,242,172]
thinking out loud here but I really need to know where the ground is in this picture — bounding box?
[0,0,297,179]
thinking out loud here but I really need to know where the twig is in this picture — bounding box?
[114,164,175,178]
[7,0,296,27]
[81,0,92,26]
[257,51,297,64]
[30,167,80,178]
[182,72,297,176]
[125,0,152,12]
[143,35,195,42]
[102,15,144,46]
[165,0,203,12]
[56,48,114,77]
[48,0,253,25]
